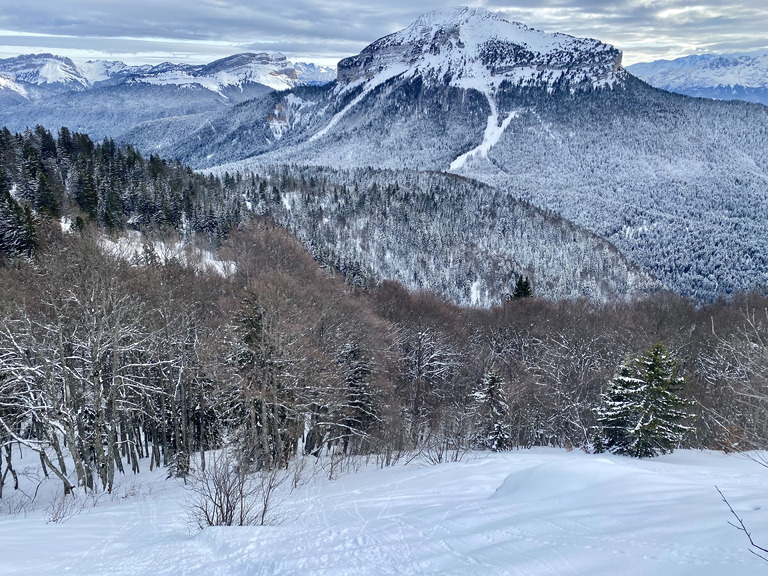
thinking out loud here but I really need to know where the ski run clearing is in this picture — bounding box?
[1,448,766,575]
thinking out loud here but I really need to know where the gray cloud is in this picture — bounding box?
[0,0,766,65]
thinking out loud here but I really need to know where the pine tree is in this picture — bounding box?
[472,367,512,451]
[0,167,36,259]
[597,343,693,458]
[513,275,533,299]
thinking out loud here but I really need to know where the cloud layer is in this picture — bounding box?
[0,1,766,65]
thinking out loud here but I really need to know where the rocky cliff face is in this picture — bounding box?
[337,7,625,94]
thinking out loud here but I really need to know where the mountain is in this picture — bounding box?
[336,7,623,92]
[292,62,337,85]
[0,52,335,141]
[164,7,625,168]
[160,7,767,302]
[0,54,90,93]
[0,51,331,97]
[627,52,768,106]
[3,9,768,302]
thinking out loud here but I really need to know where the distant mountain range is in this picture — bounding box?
[627,52,768,106]
[0,52,335,140]
[0,52,336,96]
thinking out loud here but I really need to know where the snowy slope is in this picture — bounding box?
[77,59,132,84]
[0,73,28,98]
[0,53,90,89]
[628,52,768,105]
[1,449,766,575]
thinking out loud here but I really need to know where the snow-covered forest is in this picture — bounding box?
[1,116,768,576]
[0,126,654,304]
[2,125,768,497]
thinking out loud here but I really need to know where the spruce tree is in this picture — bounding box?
[0,167,36,259]
[597,343,693,458]
[472,367,512,451]
[513,275,533,299]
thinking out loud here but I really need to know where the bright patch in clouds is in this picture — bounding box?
[656,6,728,22]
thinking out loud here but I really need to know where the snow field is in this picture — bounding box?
[0,448,766,575]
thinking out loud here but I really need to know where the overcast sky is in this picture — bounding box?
[0,1,766,67]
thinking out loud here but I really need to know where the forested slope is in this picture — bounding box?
[0,126,653,304]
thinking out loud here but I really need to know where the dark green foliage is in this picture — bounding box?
[513,275,533,299]
[596,342,694,458]
[35,169,59,217]
[0,166,36,259]
[0,125,246,243]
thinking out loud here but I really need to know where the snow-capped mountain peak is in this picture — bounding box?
[337,7,624,94]
[0,53,90,90]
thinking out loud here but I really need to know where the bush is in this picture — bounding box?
[185,451,289,529]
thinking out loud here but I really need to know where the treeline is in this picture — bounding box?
[0,125,242,261]
[1,217,767,496]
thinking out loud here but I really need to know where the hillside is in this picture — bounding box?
[0,126,654,304]
[172,8,768,302]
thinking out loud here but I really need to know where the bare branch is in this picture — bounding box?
[717,485,768,562]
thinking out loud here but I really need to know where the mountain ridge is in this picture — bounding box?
[627,52,768,106]
[0,51,336,100]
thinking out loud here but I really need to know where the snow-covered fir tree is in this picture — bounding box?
[0,166,36,259]
[596,343,694,458]
[472,367,512,451]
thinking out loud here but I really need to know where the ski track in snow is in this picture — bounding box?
[1,449,767,576]
[450,93,519,171]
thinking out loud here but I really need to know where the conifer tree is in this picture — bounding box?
[513,275,533,299]
[472,367,512,451]
[597,343,693,458]
[0,167,36,259]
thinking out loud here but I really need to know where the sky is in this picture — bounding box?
[0,1,766,67]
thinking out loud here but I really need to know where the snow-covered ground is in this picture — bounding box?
[1,448,766,575]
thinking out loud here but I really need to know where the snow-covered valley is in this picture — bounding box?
[1,449,766,575]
